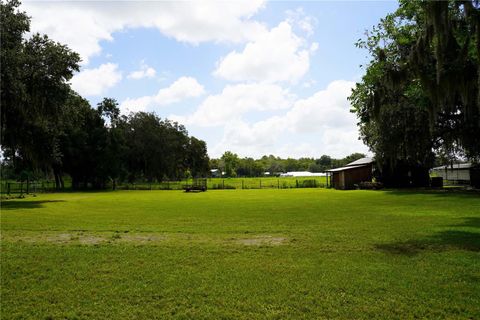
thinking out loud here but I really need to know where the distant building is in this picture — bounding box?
[326,157,374,190]
[431,163,472,184]
[279,171,326,177]
[210,169,221,178]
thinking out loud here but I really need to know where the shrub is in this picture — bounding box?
[301,180,317,188]
[357,181,384,190]
[430,177,443,188]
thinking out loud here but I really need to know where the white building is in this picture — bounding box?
[279,171,326,177]
[431,163,472,183]
[210,169,221,178]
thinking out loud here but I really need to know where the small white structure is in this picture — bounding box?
[431,163,472,183]
[210,169,221,178]
[279,171,326,177]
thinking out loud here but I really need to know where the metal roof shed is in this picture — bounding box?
[431,163,472,184]
[326,158,374,190]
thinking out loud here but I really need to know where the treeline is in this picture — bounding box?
[210,152,366,177]
[350,0,480,187]
[0,1,209,189]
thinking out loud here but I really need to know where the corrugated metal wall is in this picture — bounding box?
[432,168,470,182]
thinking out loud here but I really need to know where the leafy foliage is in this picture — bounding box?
[0,0,209,189]
[350,0,480,187]
[1,0,80,181]
[210,153,366,177]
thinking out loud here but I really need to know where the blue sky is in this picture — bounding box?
[23,0,398,159]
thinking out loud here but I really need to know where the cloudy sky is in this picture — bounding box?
[22,0,398,159]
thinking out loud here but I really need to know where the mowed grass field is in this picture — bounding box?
[1,189,479,319]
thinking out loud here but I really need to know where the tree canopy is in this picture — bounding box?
[350,0,480,187]
[0,0,209,188]
[210,152,366,177]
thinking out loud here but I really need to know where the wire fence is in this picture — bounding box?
[115,177,328,190]
[1,181,58,195]
[0,177,329,195]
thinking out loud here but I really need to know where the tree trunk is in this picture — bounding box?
[53,168,61,190]
[72,176,78,190]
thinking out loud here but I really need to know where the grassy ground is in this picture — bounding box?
[1,189,479,319]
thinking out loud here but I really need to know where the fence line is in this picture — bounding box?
[1,180,59,195]
[1,177,328,195]
[115,177,326,191]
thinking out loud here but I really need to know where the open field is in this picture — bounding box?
[1,189,479,319]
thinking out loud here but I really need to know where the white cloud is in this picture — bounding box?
[318,128,365,157]
[177,83,295,127]
[210,117,286,157]
[70,63,122,97]
[302,79,317,88]
[120,76,205,114]
[284,80,356,133]
[207,80,367,158]
[213,21,318,84]
[22,1,267,64]
[286,8,317,37]
[128,62,156,80]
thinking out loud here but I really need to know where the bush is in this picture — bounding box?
[301,180,317,188]
[357,181,384,190]
[471,166,480,189]
[430,177,443,188]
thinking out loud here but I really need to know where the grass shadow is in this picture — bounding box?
[453,217,480,229]
[382,188,480,199]
[1,200,66,210]
[376,231,480,256]
[376,217,480,256]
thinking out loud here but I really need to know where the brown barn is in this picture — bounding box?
[326,158,373,190]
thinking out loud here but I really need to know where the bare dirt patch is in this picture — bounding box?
[234,235,288,246]
[117,234,166,243]
[3,232,166,245]
[45,233,72,243]
[4,232,288,246]
[78,235,106,245]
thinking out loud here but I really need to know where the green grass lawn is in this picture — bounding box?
[1,189,479,319]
